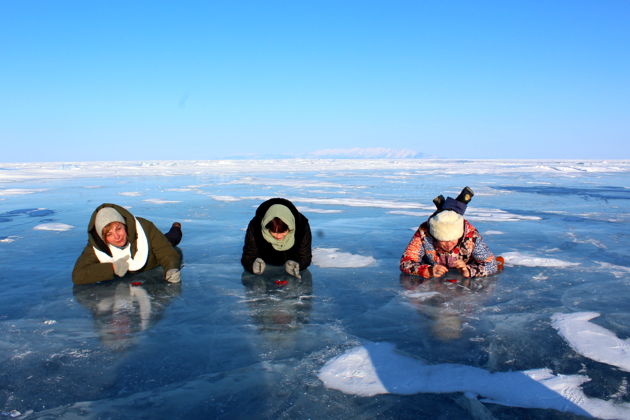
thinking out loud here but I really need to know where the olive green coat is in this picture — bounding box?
[72,203,181,285]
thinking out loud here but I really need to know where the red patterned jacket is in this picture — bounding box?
[400,219,498,278]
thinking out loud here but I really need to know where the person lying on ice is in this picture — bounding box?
[400,187,500,279]
[72,203,182,285]
[241,198,312,279]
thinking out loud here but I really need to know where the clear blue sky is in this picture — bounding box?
[1,0,629,162]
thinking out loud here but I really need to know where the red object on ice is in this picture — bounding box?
[445,278,457,283]
[275,280,288,285]
[131,281,143,286]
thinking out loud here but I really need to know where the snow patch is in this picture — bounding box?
[0,236,19,243]
[0,188,47,196]
[532,273,549,282]
[567,232,607,249]
[552,312,630,373]
[402,290,442,301]
[33,223,74,232]
[119,191,142,197]
[594,261,630,278]
[226,177,347,189]
[502,252,579,268]
[388,210,429,217]
[312,248,376,268]
[143,198,181,204]
[318,341,630,419]
[467,208,541,222]
[297,206,343,214]
[208,195,242,202]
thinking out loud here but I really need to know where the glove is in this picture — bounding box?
[284,260,301,279]
[112,256,129,277]
[164,268,181,283]
[252,258,266,275]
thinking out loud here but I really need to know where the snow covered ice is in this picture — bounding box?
[1,159,630,419]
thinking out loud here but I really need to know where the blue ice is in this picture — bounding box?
[1,159,630,419]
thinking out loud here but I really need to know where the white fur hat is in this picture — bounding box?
[428,210,464,242]
[95,207,125,240]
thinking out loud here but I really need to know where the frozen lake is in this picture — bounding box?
[1,159,630,419]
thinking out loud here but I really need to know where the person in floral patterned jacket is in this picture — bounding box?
[400,187,499,279]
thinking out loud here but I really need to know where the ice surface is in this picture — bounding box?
[1,159,630,419]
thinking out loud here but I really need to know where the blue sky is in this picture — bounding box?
[1,0,629,162]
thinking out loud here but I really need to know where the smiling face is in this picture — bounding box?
[103,222,128,247]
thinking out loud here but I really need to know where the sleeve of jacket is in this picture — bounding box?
[241,221,259,273]
[399,229,432,278]
[143,219,181,271]
[466,236,498,277]
[290,220,312,269]
[72,244,115,285]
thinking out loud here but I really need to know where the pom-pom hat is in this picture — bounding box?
[428,186,473,242]
[429,210,464,241]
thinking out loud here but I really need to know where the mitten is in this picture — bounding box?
[164,268,181,283]
[253,258,266,275]
[112,256,129,277]
[284,260,301,279]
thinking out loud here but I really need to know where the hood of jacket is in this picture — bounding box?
[254,198,302,222]
[87,203,139,257]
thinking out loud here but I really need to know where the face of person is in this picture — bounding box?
[435,239,458,252]
[270,230,289,240]
[104,222,128,247]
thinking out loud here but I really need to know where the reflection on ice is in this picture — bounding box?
[400,274,496,341]
[241,267,313,335]
[73,271,181,352]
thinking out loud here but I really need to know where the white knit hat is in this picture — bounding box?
[428,210,464,242]
[95,207,126,240]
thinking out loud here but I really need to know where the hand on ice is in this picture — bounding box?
[431,264,448,278]
[284,260,301,279]
[450,259,471,278]
[112,256,129,277]
[164,268,181,283]
[253,258,266,275]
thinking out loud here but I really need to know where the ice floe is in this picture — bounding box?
[143,198,181,204]
[297,206,343,214]
[1,160,629,183]
[0,236,19,243]
[312,248,376,268]
[33,223,74,232]
[0,188,47,196]
[318,341,630,419]
[594,261,630,279]
[502,251,580,268]
[551,312,630,373]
